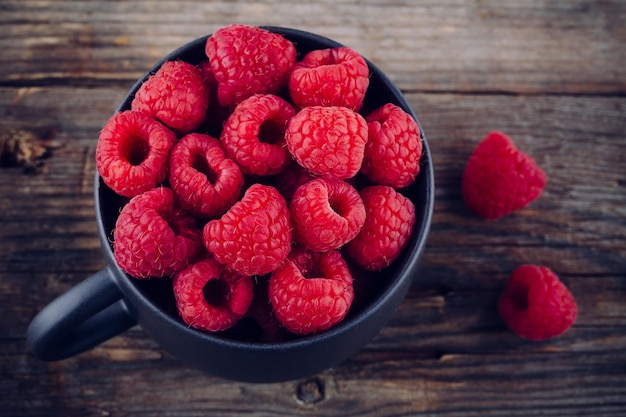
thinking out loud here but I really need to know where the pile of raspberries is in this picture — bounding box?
[96,24,422,338]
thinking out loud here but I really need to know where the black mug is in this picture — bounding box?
[27,27,435,383]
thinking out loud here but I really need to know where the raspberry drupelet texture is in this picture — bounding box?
[285,106,368,180]
[345,185,416,271]
[173,256,254,332]
[169,133,244,219]
[498,265,577,341]
[462,131,547,220]
[290,178,366,252]
[203,184,292,276]
[289,46,370,111]
[131,60,209,133]
[113,187,203,279]
[362,103,423,189]
[220,94,296,176]
[96,110,176,198]
[269,247,354,335]
[205,24,296,107]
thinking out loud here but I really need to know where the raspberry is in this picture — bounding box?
[173,256,254,332]
[289,47,369,111]
[205,24,296,107]
[285,106,368,180]
[131,60,209,133]
[96,110,176,198]
[362,104,423,189]
[462,131,547,220]
[269,247,354,334]
[345,185,416,271]
[196,60,233,138]
[290,178,366,252]
[203,184,292,276]
[498,265,577,341]
[113,187,203,279]
[247,280,287,342]
[169,133,244,219]
[220,94,296,176]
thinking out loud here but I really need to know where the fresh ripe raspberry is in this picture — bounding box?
[285,106,368,180]
[290,178,366,252]
[205,24,296,107]
[289,47,369,111]
[173,256,254,332]
[169,133,244,219]
[203,184,292,276]
[269,247,354,334]
[131,60,209,133]
[96,110,176,198]
[462,131,547,220]
[498,265,577,341]
[113,188,203,279]
[362,104,423,189]
[220,94,296,176]
[345,186,416,271]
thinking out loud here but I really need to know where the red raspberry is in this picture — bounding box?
[362,104,423,189]
[169,133,244,219]
[285,106,368,180]
[290,178,366,252]
[345,186,416,271]
[205,24,296,107]
[173,256,254,332]
[269,247,354,334]
[498,265,577,341]
[96,110,176,198]
[196,60,233,138]
[462,131,547,220]
[131,60,209,133]
[247,280,287,342]
[289,47,369,111]
[220,94,296,176]
[113,188,203,279]
[203,184,292,276]
[271,161,317,202]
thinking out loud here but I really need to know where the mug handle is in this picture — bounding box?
[27,268,137,361]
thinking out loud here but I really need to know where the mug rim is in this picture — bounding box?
[94,26,435,352]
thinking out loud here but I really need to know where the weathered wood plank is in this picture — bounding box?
[1,0,625,94]
[1,85,624,416]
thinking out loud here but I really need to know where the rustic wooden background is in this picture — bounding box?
[1,1,625,416]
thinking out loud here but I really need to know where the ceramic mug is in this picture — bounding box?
[27,27,434,383]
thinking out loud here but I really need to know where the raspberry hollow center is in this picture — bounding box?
[328,194,349,218]
[203,278,230,307]
[122,135,150,166]
[258,120,284,145]
[511,285,529,311]
[192,154,218,185]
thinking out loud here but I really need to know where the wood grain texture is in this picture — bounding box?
[1,0,625,94]
[1,0,625,416]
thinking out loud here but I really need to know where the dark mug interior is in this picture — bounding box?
[28,27,434,383]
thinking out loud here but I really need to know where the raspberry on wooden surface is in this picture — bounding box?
[269,247,354,335]
[169,133,244,219]
[289,46,369,111]
[113,187,203,279]
[203,184,292,276]
[96,110,176,198]
[498,265,577,341]
[345,185,416,271]
[205,24,296,107]
[131,60,209,133]
[462,131,547,220]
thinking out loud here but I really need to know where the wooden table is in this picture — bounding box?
[2,1,625,415]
